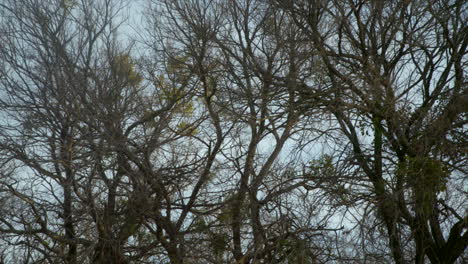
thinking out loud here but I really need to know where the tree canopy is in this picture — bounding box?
[0,0,466,263]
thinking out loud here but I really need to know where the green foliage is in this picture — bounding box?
[216,193,249,225]
[397,156,449,215]
[217,207,232,224]
[61,0,77,11]
[192,217,208,231]
[166,56,191,84]
[157,75,195,116]
[119,220,139,241]
[209,232,228,256]
[398,156,449,191]
[111,53,143,87]
[167,56,188,73]
[158,81,184,101]
[176,121,198,136]
[278,238,313,264]
[159,55,197,116]
[191,216,228,257]
[307,154,335,178]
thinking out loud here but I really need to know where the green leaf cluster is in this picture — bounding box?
[209,232,229,256]
[278,238,314,264]
[176,121,198,136]
[307,154,335,178]
[157,75,195,116]
[398,156,449,192]
[397,156,449,214]
[61,0,77,11]
[111,53,143,87]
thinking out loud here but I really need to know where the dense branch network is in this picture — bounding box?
[0,0,466,263]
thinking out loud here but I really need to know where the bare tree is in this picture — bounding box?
[1,0,465,263]
[278,0,467,263]
[0,0,195,262]
[147,0,340,263]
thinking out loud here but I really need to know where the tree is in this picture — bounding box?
[148,0,334,262]
[0,0,466,263]
[0,0,192,262]
[278,0,467,263]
